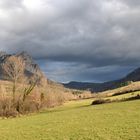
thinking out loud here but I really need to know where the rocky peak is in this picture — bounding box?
[0,51,7,57]
[17,51,42,75]
[0,51,11,63]
[0,51,46,83]
[17,51,34,64]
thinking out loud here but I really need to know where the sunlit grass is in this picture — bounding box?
[0,98,140,140]
[106,91,140,100]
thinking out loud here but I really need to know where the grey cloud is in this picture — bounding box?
[0,0,23,9]
[120,0,140,7]
[40,61,137,83]
[0,0,140,82]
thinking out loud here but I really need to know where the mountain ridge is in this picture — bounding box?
[63,67,140,92]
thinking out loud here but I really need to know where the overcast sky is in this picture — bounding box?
[0,0,140,83]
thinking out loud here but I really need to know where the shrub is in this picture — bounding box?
[20,100,39,113]
[92,99,111,105]
[0,97,18,118]
[0,94,42,117]
[16,99,40,114]
[45,93,64,108]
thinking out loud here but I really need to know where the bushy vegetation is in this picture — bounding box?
[119,81,132,87]
[0,56,78,117]
[0,82,78,117]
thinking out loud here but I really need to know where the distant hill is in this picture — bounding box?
[63,67,140,92]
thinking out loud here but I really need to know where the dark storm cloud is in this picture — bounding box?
[0,0,140,82]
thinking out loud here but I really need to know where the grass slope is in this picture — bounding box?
[0,99,140,140]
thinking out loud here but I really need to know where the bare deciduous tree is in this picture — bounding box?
[22,73,41,101]
[2,56,25,101]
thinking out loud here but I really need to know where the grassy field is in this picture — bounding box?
[0,98,140,140]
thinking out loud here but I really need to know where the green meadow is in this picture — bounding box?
[0,98,140,140]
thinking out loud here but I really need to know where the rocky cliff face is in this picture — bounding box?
[0,51,47,84]
[17,51,42,75]
[0,52,11,63]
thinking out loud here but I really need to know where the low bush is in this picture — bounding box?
[45,93,65,108]
[0,94,44,117]
[92,99,111,105]
[16,99,40,114]
[0,97,18,117]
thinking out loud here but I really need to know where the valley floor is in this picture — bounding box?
[0,99,140,140]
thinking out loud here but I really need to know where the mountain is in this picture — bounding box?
[0,51,76,102]
[17,51,44,76]
[0,51,46,84]
[63,67,140,92]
